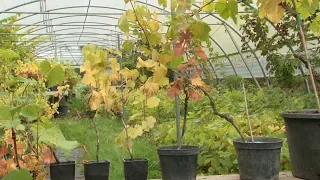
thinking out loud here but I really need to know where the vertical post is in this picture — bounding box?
[171,0,182,148]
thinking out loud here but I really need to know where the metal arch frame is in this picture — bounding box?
[192,4,269,87]
[1,0,264,87]
[210,37,238,76]
[33,35,117,53]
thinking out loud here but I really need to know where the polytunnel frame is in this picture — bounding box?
[0,0,305,88]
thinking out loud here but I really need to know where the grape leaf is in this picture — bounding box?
[39,60,51,75]
[119,14,130,33]
[47,65,65,87]
[3,169,32,180]
[158,0,168,7]
[147,97,160,108]
[170,56,184,69]
[190,21,211,41]
[20,105,41,121]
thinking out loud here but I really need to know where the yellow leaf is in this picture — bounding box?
[191,76,203,87]
[82,72,96,87]
[159,53,173,65]
[141,79,159,96]
[146,116,156,129]
[147,96,160,108]
[90,90,101,110]
[266,5,285,23]
[137,57,157,68]
[126,9,136,22]
[154,64,167,81]
[152,49,159,62]
[149,20,160,32]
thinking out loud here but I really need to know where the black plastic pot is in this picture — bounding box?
[281,110,320,180]
[50,161,75,180]
[157,146,200,180]
[58,105,69,116]
[123,158,148,180]
[50,86,58,91]
[233,137,283,180]
[84,160,110,180]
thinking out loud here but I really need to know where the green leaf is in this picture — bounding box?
[216,0,238,23]
[190,21,211,41]
[158,0,168,7]
[5,118,21,129]
[39,60,51,75]
[3,169,32,180]
[170,56,184,68]
[202,0,216,13]
[122,40,134,53]
[37,125,79,157]
[20,105,41,121]
[10,106,22,117]
[118,14,130,33]
[0,106,12,121]
[0,49,19,60]
[47,65,65,87]
[310,14,320,36]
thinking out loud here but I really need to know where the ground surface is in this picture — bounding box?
[55,117,160,179]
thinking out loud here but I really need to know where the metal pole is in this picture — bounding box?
[224,24,261,89]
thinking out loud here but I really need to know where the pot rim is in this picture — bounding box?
[280,109,320,119]
[157,145,199,151]
[123,158,148,162]
[233,137,283,144]
[83,160,110,164]
[50,161,75,166]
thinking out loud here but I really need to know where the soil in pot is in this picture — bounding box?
[281,110,320,180]
[50,161,75,180]
[84,160,110,180]
[233,137,283,180]
[157,146,200,180]
[123,158,148,180]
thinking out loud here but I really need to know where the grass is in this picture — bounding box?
[55,116,161,180]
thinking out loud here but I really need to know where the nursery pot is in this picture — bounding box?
[84,160,110,180]
[123,158,148,180]
[50,161,75,180]
[281,110,320,180]
[157,146,200,180]
[58,105,69,116]
[233,137,283,180]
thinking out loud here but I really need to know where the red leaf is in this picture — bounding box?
[178,64,187,72]
[0,144,7,157]
[174,43,184,57]
[187,57,198,66]
[195,47,207,60]
[179,29,194,45]
[189,91,201,101]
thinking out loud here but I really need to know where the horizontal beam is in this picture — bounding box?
[0,11,248,15]
[0,33,122,36]
[0,23,222,27]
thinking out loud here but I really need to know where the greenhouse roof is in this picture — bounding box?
[0,0,315,86]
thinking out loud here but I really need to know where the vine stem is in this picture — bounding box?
[11,128,20,168]
[48,146,60,164]
[198,87,245,142]
[180,88,189,145]
[291,0,320,112]
[129,0,151,48]
[120,117,134,160]
[91,118,100,162]
[242,83,254,143]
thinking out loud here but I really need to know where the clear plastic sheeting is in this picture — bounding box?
[0,0,301,82]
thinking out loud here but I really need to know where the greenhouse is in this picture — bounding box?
[0,0,319,179]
